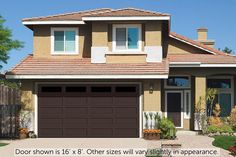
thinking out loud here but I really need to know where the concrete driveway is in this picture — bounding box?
[0,134,232,157]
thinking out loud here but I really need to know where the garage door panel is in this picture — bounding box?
[114,128,138,137]
[38,97,62,107]
[89,108,113,114]
[39,128,63,138]
[88,118,113,127]
[63,119,87,128]
[63,129,87,137]
[114,108,138,118]
[63,108,88,117]
[63,97,87,107]
[39,107,63,119]
[88,97,113,105]
[113,97,138,105]
[115,118,138,127]
[88,128,113,137]
[39,119,62,128]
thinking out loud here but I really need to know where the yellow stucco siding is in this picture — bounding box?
[92,22,108,47]
[143,80,161,111]
[145,21,162,46]
[106,54,146,63]
[195,76,206,110]
[168,38,208,55]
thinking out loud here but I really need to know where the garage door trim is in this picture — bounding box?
[34,82,143,138]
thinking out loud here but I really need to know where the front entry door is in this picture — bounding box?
[166,91,183,128]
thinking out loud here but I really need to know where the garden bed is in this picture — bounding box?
[212,136,236,150]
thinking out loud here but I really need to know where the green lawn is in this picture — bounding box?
[212,136,236,150]
[0,143,8,147]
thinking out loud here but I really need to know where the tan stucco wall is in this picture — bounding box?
[145,21,162,46]
[168,38,208,55]
[183,119,190,130]
[33,25,91,58]
[143,80,161,111]
[106,54,146,63]
[195,76,206,110]
[92,22,108,47]
[21,80,34,110]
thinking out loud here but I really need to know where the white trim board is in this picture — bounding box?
[5,74,169,79]
[34,82,143,138]
[22,21,85,25]
[170,62,236,67]
[82,16,170,21]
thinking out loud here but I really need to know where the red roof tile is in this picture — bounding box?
[168,54,236,64]
[22,8,169,22]
[7,55,169,75]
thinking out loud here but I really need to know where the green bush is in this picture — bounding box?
[207,124,233,134]
[159,118,176,139]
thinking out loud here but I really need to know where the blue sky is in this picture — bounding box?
[0,0,236,72]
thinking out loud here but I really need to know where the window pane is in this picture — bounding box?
[91,87,112,93]
[65,31,75,41]
[115,86,136,93]
[65,41,75,52]
[207,79,231,89]
[116,28,126,50]
[219,93,231,117]
[166,76,190,87]
[41,86,62,93]
[54,31,64,51]
[66,86,86,93]
[65,31,75,52]
[128,28,138,49]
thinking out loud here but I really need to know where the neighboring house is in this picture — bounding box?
[5,8,236,138]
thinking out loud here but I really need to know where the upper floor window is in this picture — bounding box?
[112,24,142,52]
[51,28,78,54]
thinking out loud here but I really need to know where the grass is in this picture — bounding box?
[212,136,236,150]
[0,143,8,147]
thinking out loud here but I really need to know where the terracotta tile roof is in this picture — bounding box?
[22,8,169,22]
[22,8,112,21]
[7,55,169,75]
[168,54,236,64]
[170,32,226,55]
[85,8,170,17]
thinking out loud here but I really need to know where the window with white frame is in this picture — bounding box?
[112,24,142,52]
[207,77,234,117]
[51,28,78,54]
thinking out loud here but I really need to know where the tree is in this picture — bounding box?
[0,15,23,69]
[219,47,234,54]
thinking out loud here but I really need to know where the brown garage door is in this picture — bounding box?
[38,84,139,138]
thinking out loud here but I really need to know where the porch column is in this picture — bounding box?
[143,80,161,111]
[195,76,206,110]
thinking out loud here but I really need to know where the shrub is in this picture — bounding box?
[159,118,176,139]
[229,106,236,130]
[207,124,233,134]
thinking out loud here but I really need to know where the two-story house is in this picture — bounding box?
[6,8,236,138]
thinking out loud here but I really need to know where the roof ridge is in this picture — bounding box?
[120,7,170,16]
[170,32,227,56]
[83,7,170,17]
[22,8,112,21]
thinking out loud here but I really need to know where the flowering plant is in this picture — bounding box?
[19,128,29,134]
[143,129,161,134]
